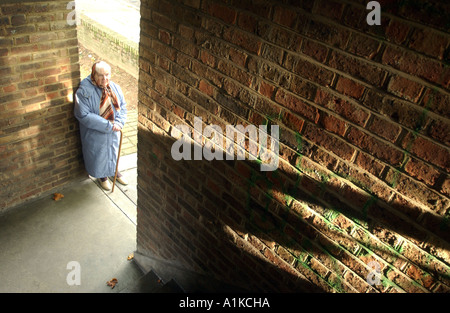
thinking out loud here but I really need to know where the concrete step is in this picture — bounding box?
[133,252,248,293]
[121,270,184,293]
[154,279,184,293]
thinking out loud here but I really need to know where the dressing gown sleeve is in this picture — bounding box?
[111,83,127,129]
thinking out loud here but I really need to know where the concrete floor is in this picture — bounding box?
[0,154,142,293]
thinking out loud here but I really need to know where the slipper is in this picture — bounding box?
[116,176,128,185]
[99,178,112,191]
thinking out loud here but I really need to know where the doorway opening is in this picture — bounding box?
[75,0,139,157]
[74,0,140,219]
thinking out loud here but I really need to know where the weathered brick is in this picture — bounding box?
[364,89,426,130]
[305,19,350,50]
[198,79,214,97]
[228,47,247,68]
[200,50,216,68]
[0,16,10,26]
[224,28,262,56]
[335,76,365,100]
[421,88,450,119]
[386,169,447,214]
[345,32,381,60]
[387,75,424,103]
[315,89,369,126]
[401,241,449,285]
[269,25,299,51]
[222,78,240,97]
[1,4,35,15]
[313,0,345,21]
[404,157,441,187]
[346,127,404,167]
[408,27,448,60]
[301,38,328,63]
[152,11,177,32]
[10,14,26,26]
[427,118,450,146]
[317,112,346,137]
[11,44,39,55]
[385,19,410,45]
[340,4,365,30]
[328,50,386,87]
[367,115,402,143]
[217,60,252,87]
[441,176,450,197]
[289,75,317,101]
[258,80,276,99]
[303,122,355,161]
[382,45,448,87]
[402,132,450,172]
[2,84,17,93]
[261,43,284,65]
[273,5,297,28]
[237,11,258,33]
[292,57,335,86]
[354,151,385,178]
[207,1,237,25]
[275,89,318,122]
[282,111,305,133]
[35,67,61,78]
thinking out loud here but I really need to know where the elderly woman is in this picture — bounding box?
[74,61,128,190]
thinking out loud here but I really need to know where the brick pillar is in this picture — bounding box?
[137,0,450,292]
[0,1,84,210]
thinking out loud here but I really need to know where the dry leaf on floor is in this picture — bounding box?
[52,193,64,201]
[127,253,134,260]
[106,278,118,289]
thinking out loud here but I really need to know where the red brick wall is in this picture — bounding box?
[137,0,450,292]
[0,1,84,210]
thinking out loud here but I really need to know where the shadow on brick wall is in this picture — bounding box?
[136,124,450,293]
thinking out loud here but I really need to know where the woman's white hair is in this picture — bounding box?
[94,61,111,73]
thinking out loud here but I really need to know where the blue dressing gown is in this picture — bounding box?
[74,76,127,178]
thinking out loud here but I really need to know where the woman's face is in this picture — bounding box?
[94,67,111,88]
